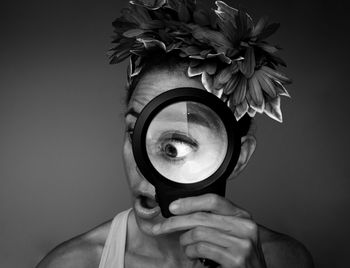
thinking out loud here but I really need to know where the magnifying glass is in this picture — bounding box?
[132,87,242,217]
[132,87,242,268]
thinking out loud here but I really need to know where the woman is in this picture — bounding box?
[37,1,314,267]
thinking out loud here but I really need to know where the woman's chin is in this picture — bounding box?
[133,195,164,235]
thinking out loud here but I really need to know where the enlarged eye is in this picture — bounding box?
[158,132,198,162]
[162,140,193,158]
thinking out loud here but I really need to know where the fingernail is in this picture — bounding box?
[169,201,179,212]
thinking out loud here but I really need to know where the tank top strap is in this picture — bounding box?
[98,208,132,268]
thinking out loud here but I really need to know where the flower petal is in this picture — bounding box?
[201,72,215,93]
[215,1,239,16]
[189,24,232,54]
[123,28,149,38]
[188,60,217,77]
[129,0,167,10]
[255,70,277,98]
[257,22,280,40]
[260,66,292,84]
[178,2,191,22]
[206,52,232,64]
[188,66,204,77]
[180,45,202,56]
[248,76,265,113]
[166,42,182,52]
[238,47,255,78]
[193,8,211,26]
[264,96,283,122]
[258,43,279,54]
[274,80,291,98]
[251,16,268,37]
[231,77,247,105]
[214,66,232,88]
[234,99,249,121]
[136,37,166,50]
[223,74,241,95]
[247,106,257,117]
[213,88,224,98]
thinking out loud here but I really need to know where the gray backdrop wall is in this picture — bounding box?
[1,0,349,267]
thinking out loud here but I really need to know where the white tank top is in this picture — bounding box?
[98,208,132,268]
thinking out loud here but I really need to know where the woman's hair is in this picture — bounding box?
[125,50,252,137]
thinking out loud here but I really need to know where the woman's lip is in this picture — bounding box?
[134,196,161,219]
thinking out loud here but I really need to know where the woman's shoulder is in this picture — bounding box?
[36,219,113,268]
[259,225,314,268]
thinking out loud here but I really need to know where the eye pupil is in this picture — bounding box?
[164,144,177,157]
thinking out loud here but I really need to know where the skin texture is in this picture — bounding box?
[36,70,314,268]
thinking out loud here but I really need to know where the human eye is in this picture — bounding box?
[156,132,198,163]
[126,127,134,141]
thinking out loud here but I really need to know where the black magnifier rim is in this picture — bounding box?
[132,87,241,191]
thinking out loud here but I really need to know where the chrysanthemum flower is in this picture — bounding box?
[109,0,292,122]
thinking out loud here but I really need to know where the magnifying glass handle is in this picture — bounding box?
[199,258,219,267]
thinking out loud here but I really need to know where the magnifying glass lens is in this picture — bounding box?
[146,101,228,183]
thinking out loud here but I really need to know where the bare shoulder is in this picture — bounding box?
[36,219,113,268]
[259,225,314,268]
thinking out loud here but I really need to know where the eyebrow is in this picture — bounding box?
[124,107,140,118]
[124,103,220,130]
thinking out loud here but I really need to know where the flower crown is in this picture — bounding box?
[109,0,291,122]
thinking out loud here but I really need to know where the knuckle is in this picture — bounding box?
[233,255,246,267]
[196,242,208,254]
[241,239,253,252]
[245,220,258,236]
[185,245,194,257]
[193,211,207,221]
[207,194,220,208]
[192,227,205,241]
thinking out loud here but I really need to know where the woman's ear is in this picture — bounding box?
[228,135,256,179]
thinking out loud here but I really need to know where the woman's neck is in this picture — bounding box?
[126,211,198,267]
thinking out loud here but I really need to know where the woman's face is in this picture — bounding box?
[123,69,205,235]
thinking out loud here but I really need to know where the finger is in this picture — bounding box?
[169,194,251,218]
[152,212,258,241]
[185,242,242,268]
[180,226,248,249]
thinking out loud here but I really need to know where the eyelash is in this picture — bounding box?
[127,128,134,140]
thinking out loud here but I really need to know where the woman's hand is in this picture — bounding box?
[151,194,267,268]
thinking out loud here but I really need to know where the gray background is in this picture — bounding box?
[1,0,349,267]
